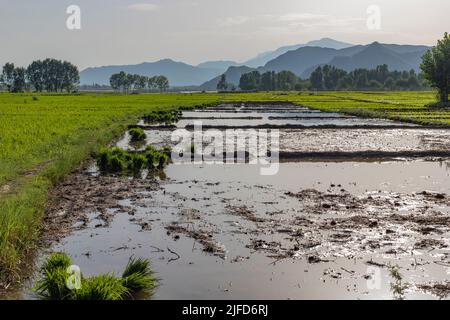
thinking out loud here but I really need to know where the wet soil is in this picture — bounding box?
[18,103,450,300]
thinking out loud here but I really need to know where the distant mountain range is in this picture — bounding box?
[79,38,430,89]
[80,59,223,87]
[242,38,354,68]
[201,42,430,90]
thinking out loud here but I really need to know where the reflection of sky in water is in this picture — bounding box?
[116,128,450,153]
[24,104,450,300]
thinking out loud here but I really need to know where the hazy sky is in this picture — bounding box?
[0,0,449,69]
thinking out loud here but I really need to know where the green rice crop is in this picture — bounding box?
[97,146,168,175]
[1,90,449,290]
[34,252,155,300]
[129,127,146,142]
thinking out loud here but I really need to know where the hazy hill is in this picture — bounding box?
[80,59,222,87]
[327,42,417,73]
[200,65,257,90]
[264,47,340,75]
[80,39,430,89]
[196,60,240,73]
[266,42,430,78]
[243,38,353,68]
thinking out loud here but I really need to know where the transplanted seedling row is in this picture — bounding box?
[97,146,169,175]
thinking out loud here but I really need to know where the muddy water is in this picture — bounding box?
[117,128,450,153]
[24,103,450,300]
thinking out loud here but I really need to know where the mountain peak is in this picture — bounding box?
[305,38,353,49]
[157,58,177,63]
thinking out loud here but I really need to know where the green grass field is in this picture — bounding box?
[0,91,449,288]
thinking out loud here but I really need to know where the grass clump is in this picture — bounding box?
[97,146,168,175]
[121,257,155,293]
[143,110,182,125]
[75,274,129,300]
[34,252,73,300]
[144,146,169,170]
[389,265,409,300]
[129,127,146,142]
[34,253,155,300]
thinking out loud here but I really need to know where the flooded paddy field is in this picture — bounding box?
[25,102,450,300]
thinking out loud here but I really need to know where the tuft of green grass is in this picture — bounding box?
[121,257,155,293]
[34,252,73,300]
[74,274,129,300]
[389,265,409,300]
[129,127,146,142]
[34,253,155,300]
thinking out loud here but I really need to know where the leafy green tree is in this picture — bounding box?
[323,66,347,90]
[110,73,121,91]
[355,72,369,89]
[155,75,169,92]
[309,66,324,90]
[117,72,127,92]
[26,60,45,92]
[420,32,450,104]
[1,63,16,91]
[260,72,275,91]
[147,76,158,92]
[125,74,135,93]
[11,67,26,92]
[109,71,128,92]
[132,75,147,92]
[239,71,261,91]
[61,61,79,92]
[217,74,228,91]
[277,71,298,90]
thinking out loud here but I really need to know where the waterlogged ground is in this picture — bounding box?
[25,103,450,300]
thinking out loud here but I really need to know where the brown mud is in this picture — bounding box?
[14,103,450,300]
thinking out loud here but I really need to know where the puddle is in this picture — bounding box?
[21,103,450,300]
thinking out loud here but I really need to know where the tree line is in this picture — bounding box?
[0,59,79,92]
[110,72,169,93]
[237,70,308,91]
[236,65,428,92]
[309,64,427,91]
